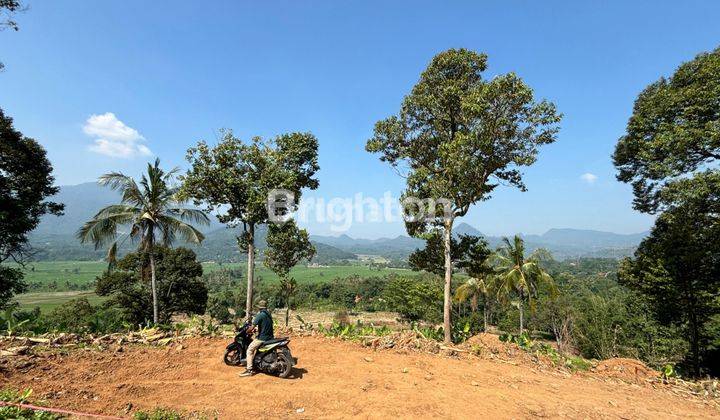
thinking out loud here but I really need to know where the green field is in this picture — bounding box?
[14,260,413,312]
[15,291,107,313]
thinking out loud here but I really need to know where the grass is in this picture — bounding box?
[13,260,413,312]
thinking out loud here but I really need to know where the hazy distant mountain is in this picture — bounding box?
[311,222,647,260]
[30,183,648,262]
[29,183,354,263]
[310,234,424,259]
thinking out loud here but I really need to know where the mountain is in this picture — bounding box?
[29,183,355,263]
[30,183,648,262]
[312,225,648,260]
[310,234,424,260]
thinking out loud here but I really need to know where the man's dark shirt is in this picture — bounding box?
[252,309,274,341]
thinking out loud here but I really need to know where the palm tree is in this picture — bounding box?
[494,236,556,334]
[78,158,209,324]
[455,275,497,332]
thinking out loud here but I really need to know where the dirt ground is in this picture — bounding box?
[2,336,718,419]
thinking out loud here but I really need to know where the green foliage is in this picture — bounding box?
[95,247,208,325]
[613,47,720,213]
[0,388,64,419]
[383,275,443,323]
[317,320,391,340]
[2,306,29,335]
[409,233,490,277]
[619,198,720,376]
[264,221,315,278]
[499,332,591,371]
[183,130,320,316]
[44,298,126,334]
[0,108,64,308]
[494,236,556,333]
[78,158,209,324]
[367,48,561,341]
[133,407,183,420]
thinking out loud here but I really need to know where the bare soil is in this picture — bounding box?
[1,336,718,419]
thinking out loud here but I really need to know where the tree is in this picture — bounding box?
[78,159,208,324]
[264,220,316,326]
[95,246,208,325]
[183,130,319,319]
[613,46,720,214]
[0,108,63,309]
[618,178,720,377]
[367,49,561,342]
[494,236,556,334]
[613,45,720,377]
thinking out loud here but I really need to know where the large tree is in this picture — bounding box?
[613,46,720,377]
[264,220,316,326]
[183,130,319,319]
[0,108,63,309]
[613,46,720,214]
[78,159,208,324]
[366,48,561,342]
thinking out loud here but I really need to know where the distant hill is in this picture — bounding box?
[312,222,647,260]
[30,183,648,262]
[29,183,355,263]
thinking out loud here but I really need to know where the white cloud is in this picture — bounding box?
[580,173,598,184]
[84,112,152,158]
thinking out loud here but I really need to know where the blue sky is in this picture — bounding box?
[2,1,719,238]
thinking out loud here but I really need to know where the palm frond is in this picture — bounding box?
[167,208,210,225]
[157,216,205,245]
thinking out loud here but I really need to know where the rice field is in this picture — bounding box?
[13,260,413,312]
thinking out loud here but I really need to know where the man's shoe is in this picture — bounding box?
[239,369,255,377]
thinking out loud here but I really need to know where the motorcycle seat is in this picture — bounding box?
[262,337,289,345]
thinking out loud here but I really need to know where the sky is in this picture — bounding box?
[2,1,719,238]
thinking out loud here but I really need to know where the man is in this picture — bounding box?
[239,300,274,377]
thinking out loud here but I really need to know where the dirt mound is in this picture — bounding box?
[464,333,513,355]
[2,335,717,419]
[594,357,658,383]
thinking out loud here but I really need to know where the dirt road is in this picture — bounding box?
[2,336,717,419]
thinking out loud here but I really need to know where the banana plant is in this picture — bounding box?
[2,307,29,336]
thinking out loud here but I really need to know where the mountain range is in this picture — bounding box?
[29,183,648,262]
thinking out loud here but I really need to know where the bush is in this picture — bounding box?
[44,298,128,334]
[383,275,442,323]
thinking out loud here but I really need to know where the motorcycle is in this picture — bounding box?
[223,310,296,378]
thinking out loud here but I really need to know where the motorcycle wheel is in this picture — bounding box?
[276,352,293,378]
[223,348,242,366]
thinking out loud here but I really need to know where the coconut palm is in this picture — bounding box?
[494,235,556,334]
[454,275,497,332]
[78,158,209,324]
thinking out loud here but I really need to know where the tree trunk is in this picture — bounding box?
[689,306,700,377]
[285,306,290,327]
[483,303,488,332]
[518,291,524,334]
[442,217,454,344]
[245,223,255,321]
[149,241,159,325]
[471,294,478,313]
